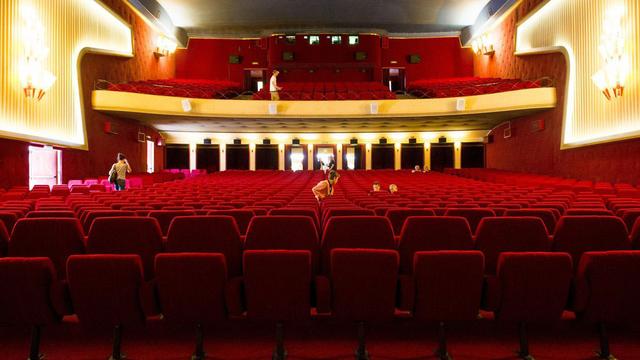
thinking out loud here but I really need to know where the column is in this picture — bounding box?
[219,143,226,171]
[278,143,285,170]
[307,144,314,171]
[336,144,343,170]
[454,142,462,169]
[249,143,256,171]
[394,143,401,170]
[424,143,431,170]
[189,142,196,171]
[365,143,372,170]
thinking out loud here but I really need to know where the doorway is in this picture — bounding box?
[371,144,395,169]
[244,69,267,93]
[225,144,250,170]
[255,144,279,170]
[342,144,365,170]
[430,143,454,172]
[196,144,220,172]
[166,144,190,170]
[401,143,424,170]
[382,68,406,92]
[461,142,485,168]
[29,145,62,189]
[313,145,337,170]
[285,144,308,171]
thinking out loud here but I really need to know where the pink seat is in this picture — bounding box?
[165,216,243,277]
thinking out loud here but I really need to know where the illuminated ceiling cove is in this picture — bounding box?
[515,0,640,148]
[0,0,133,148]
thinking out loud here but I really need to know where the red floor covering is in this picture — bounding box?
[2,318,639,359]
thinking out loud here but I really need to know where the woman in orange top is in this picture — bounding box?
[312,170,340,202]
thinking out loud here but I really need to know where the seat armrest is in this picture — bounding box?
[397,274,415,311]
[314,275,331,314]
[140,279,160,316]
[225,276,245,316]
[50,280,73,316]
[481,275,500,311]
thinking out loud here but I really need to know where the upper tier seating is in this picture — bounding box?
[105,79,243,99]
[252,81,396,100]
[407,77,545,98]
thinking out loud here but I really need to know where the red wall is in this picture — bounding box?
[175,35,473,85]
[479,0,640,184]
[175,38,268,84]
[382,37,474,82]
[0,0,172,189]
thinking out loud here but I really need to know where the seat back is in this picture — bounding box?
[552,216,630,266]
[148,210,196,235]
[26,211,76,218]
[243,250,311,321]
[155,253,227,325]
[165,215,242,273]
[386,208,436,235]
[0,211,19,233]
[9,218,85,278]
[87,217,163,279]
[504,209,557,233]
[495,252,572,322]
[322,208,375,226]
[443,208,496,234]
[475,217,551,275]
[83,210,136,233]
[207,209,254,235]
[67,254,146,327]
[574,251,640,324]
[631,218,640,249]
[321,216,395,274]
[0,257,61,325]
[245,216,320,273]
[268,208,320,232]
[413,251,484,321]
[330,249,399,321]
[397,216,473,274]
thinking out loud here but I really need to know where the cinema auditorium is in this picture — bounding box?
[1,0,640,359]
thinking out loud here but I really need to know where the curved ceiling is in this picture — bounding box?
[156,0,491,37]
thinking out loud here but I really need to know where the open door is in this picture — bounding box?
[29,146,61,189]
[382,68,405,92]
[430,143,454,171]
[244,69,267,92]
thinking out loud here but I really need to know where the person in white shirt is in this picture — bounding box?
[269,70,282,100]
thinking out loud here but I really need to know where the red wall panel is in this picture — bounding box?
[0,138,29,189]
[382,37,474,81]
[480,0,640,184]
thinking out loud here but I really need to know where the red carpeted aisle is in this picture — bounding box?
[2,317,639,359]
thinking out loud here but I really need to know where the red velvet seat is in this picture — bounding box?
[9,218,85,278]
[504,208,558,233]
[565,208,613,216]
[268,207,320,232]
[82,210,136,233]
[444,208,495,234]
[165,216,243,276]
[412,251,485,359]
[385,208,436,235]
[86,217,163,279]
[487,252,572,359]
[67,254,148,360]
[397,216,474,274]
[474,217,550,275]
[242,250,312,359]
[0,257,64,360]
[327,249,399,359]
[573,251,640,359]
[321,216,395,274]
[148,210,197,235]
[26,210,76,218]
[207,209,254,235]
[155,253,227,359]
[322,208,375,226]
[245,216,319,273]
[620,209,640,231]
[552,216,630,267]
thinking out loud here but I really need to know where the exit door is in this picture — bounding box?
[29,146,62,189]
[382,68,406,92]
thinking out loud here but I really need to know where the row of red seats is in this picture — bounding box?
[105,78,243,99]
[252,81,396,100]
[2,246,638,359]
[407,78,543,98]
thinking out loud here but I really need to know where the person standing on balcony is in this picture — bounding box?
[270,70,282,101]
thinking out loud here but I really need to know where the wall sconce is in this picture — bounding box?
[19,6,56,101]
[591,7,629,100]
[154,35,177,57]
[471,34,495,56]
